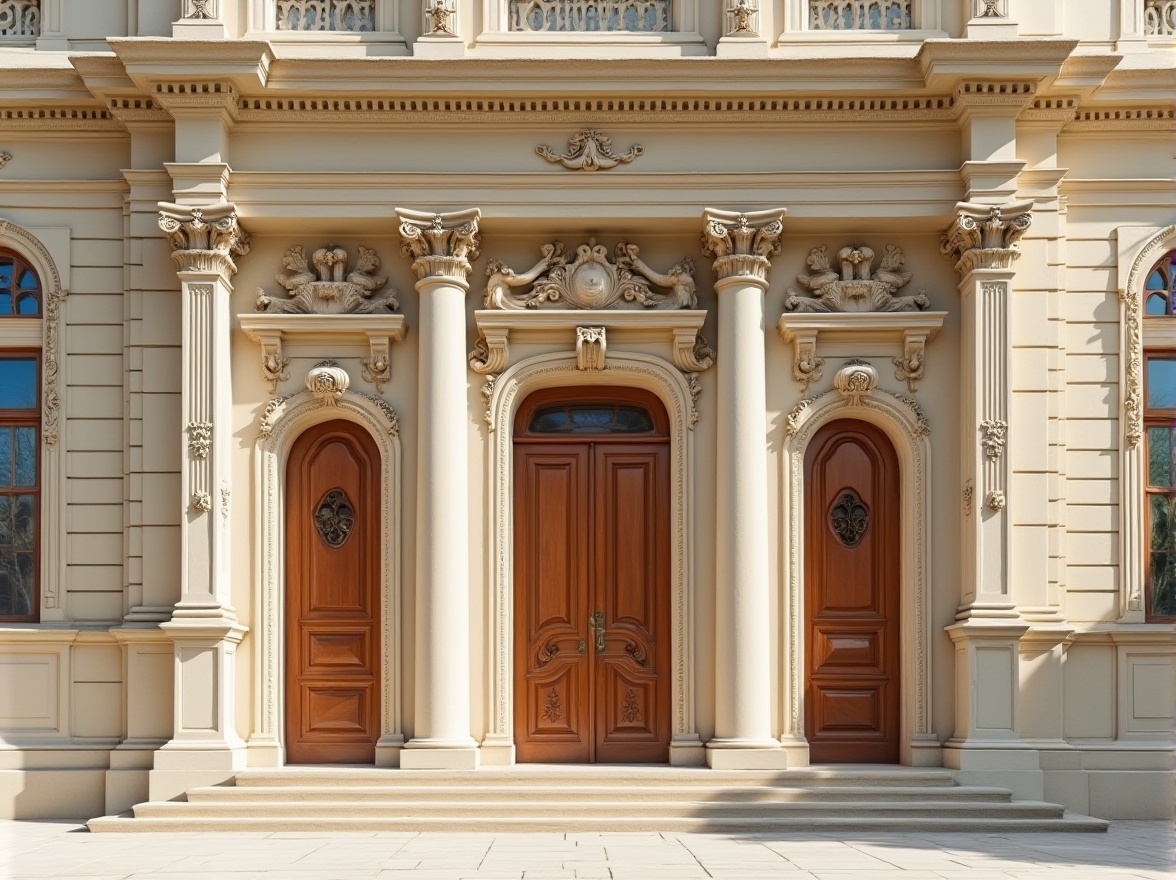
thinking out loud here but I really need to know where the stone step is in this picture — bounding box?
[230,766,959,789]
[88,812,1109,834]
[183,783,1014,804]
[130,799,1066,821]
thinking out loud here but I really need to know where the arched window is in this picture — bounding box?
[1142,249,1176,620]
[0,248,41,621]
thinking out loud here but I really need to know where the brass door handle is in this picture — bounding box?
[590,611,605,653]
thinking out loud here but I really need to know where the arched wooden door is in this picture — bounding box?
[804,419,901,763]
[285,420,381,764]
[513,387,672,763]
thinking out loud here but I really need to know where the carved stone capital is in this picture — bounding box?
[158,201,250,277]
[396,207,481,282]
[701,207,785,284]
[940,201,1033,274]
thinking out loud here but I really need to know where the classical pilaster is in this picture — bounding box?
[701,208,788,770]
[941,201,1038,791]
[150,202,249,801]
[397,207,483,769]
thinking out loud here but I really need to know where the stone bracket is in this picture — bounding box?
[576,326,607,371]
[777,312,947,394]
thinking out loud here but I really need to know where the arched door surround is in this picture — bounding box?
[782,388,937,767]
[481,351,702,767]
[512,386,672,763]
[804,419,901,763]
[249,390,403,768]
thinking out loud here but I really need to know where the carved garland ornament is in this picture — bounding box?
[536,130,643,171]
[256,245,397,314]
[785,244,928,313]
[485,240,696,311]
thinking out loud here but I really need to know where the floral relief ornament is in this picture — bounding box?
[256,244,397,314]
[536,130,643,171]
[485,240,695,310]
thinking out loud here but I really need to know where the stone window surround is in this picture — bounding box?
[0,222,68,624]
[1117,225,1176,624]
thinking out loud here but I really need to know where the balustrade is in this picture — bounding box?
[276,0,374,30]
[1145,0,1175,35]
[809,0,911,29]
[509,0,671,32]
[0,0,39,37]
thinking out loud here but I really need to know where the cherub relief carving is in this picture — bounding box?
[256,245,398,314]
[784,244,929,313]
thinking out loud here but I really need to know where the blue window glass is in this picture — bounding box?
[0,360,36,410]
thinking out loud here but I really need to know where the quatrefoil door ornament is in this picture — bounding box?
[314,488,355,548]
[830,490,869,548]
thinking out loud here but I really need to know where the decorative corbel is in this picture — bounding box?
[254,330,289,393]
[789,328,824,392]
[469,331,509,374]
[306,361,350,406]
[893,328,929,393]
[576,327,607,372]
[362,334,392,392]
[672,328,715,372]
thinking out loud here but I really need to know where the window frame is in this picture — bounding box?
[0,349,42,622]
[1142,253,1176,622]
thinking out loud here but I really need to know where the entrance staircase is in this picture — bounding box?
[88,765,1107,832]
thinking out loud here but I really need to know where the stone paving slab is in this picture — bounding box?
[1,820,1170,879]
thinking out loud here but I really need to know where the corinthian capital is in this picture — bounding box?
[701,207,785,283]
[940,201,1033,274]
[158,202,250,276]
[396,207,481,281]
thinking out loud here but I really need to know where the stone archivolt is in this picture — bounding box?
[784,244,928,313]
[484,239,696,311]
[255,244,397,315]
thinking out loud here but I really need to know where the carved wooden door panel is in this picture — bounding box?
[804,419,900,763]
[286,420,381,764]
[513,388,671,763]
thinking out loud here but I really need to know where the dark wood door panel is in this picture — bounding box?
[805,419,900,764]
[513,390,671,764]
[286,421,381,764]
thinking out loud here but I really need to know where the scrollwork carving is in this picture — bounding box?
[785,244,928,313]
[158,202,250,277]
[792,337,824,393]
[397,208,481,281]
[833,359,878,406]
[483,239,696,310]
[542,687,562,723]
[314,489,355,547]
[940,201,1033,273]
[830,490,870,547]
[672,330,714,373]
[701,208,784,283]
[536,130,643,171]
[306,361,350,406]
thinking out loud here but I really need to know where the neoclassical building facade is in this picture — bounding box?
[0,0,1172,824]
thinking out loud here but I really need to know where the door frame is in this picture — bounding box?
[782,388,939,767]
[482,352,703,766]
[249,390,404,767]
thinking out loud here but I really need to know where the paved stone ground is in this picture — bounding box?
[1,820,1171,879]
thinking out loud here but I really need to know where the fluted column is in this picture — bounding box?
[701,208,788,770]
[151,202,249,800]
[941,201,1036,780]
[397,208,482,770]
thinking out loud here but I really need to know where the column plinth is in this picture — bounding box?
[701,208,788,769]
[397,208,482,770]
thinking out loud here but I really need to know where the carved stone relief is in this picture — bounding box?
[976,0,1006,17]
[256,245,397,314]
[893,334,925,392]
[306,361,350,405]
[276,0,374,31]
[424,0,456,34]
[980,419,1007,459]
[536,130,643,171]
[726,0,758,34]
[484,240,695,310]
[576,326,607,371]
[0,153,11,170]
[187,421,213,459]
[834,359,878,406]
[158,202,250,276]
[940,202,1033,273]
[510,0,670,32]
[0,0,40,36]
[963,479,975,516]
[810,0,911,30]
[186,0,214,18]
[784,245,928,313]
[792,336,824,393]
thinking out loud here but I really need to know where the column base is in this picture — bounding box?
[376,735,405,768]
[905,736,945,767]
[705,741,788,770]
[779,734,810,768]
[401,742,480,770]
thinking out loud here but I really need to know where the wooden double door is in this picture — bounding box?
[513,388,672,763]
[285,420,381,764]
[804,419,901,763]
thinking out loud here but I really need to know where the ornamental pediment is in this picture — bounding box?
[484,239,696,311]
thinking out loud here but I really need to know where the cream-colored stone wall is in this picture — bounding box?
[0,2,1172,820]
